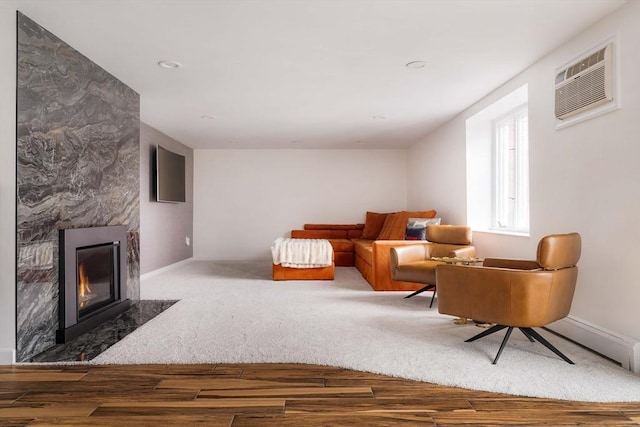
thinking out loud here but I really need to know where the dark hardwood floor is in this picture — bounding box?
[0,363,638,426]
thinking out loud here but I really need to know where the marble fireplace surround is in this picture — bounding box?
[16,12,140,362]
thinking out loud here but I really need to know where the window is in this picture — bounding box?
[493,106,529,232]
[466,84,529,236]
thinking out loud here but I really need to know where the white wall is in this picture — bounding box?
[408,1,640,355]
[0,5,17,363]
[194,149,407,260]
[407,116,468,226]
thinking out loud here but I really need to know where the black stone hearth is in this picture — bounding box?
[30,300,177,363]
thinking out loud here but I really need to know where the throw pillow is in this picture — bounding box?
[404,217,441,240]
[404,227,427,240]
[406,217,441,228]
[376,212,404,240]
[361,211,390,240]
[377,210,437,240]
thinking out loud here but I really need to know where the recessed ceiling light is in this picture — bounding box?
[372,115,386,120]
[227,140,239,145]
[405,60,426,69]
[157,60,182,69]
[200,114,215,120]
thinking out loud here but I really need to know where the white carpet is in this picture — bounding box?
[92,261,640,402]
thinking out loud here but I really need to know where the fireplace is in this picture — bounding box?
[57,225,131,343]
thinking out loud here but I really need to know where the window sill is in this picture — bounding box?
[472,228,530,238]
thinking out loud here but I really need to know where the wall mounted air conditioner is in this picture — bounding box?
[555,43,614,120]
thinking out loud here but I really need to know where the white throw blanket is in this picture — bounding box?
[271,237,333,268]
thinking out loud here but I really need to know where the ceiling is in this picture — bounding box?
[4,0,628,149]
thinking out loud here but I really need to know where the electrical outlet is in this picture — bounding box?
[185,236,190,246]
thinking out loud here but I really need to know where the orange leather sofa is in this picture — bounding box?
[291,224,363,267]
[289,210,440,291]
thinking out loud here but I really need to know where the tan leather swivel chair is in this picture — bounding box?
[436,232,581,364]
[390,225,475,307]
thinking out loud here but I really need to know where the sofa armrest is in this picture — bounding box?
[373,240,428,288]
[448,246,477,258]
[390,244,428,268]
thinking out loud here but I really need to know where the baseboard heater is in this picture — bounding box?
[549,316,640,373]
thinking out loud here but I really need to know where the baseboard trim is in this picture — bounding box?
[548,316,640,373]
[0,348,16,365]
[141,257,194,280]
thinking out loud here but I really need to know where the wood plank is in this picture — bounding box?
[198,386,373,399]
[94,399,286,416]
[17,389,199,404]
[284,397,474,413]
[0,372,87,382]
[0,392,24,405]
[239,365,393,381]
[99,399,286,409]
[430,409,635,425]
[158,378,324,390]
[212,366,244,376]
[231,413,437,426]
[0,376,162,394]
[326,377,445,387]
[84,364,231,377]
[470,398,640,412]
[28,415,233,426]
[0,406,97,418]
[356,383,510,399]
[0,418,34,427]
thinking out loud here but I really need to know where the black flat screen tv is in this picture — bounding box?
[155,145,186,203]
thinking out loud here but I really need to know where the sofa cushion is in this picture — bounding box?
[361,211,390,240]
[329,239,354,252]
[348,229,363,239]
[377,210,437,240]
[352,239,373,265]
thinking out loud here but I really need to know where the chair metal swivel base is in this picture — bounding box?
[465,324,575,365]
[404,285,436,308]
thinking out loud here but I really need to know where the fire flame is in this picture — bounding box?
[78,262,92,298]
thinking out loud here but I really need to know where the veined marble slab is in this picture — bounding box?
[16,12,140,361]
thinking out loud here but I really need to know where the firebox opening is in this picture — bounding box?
[76,243,119,318]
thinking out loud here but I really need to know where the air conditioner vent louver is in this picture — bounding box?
[565,47,606,79]
[555,43,613,120]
